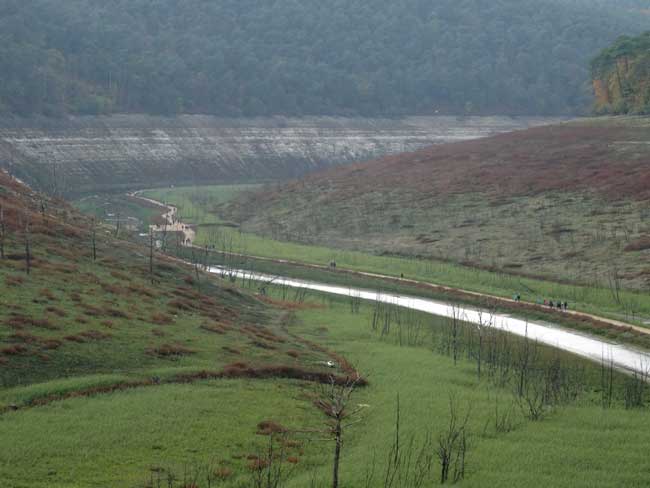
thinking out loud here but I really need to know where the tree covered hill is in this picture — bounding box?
[591,31,650,114]
[1,0,648,117]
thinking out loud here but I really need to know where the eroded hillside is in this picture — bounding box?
[0,115,554,196]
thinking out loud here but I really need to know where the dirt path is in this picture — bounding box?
[129,191,196,244]
[136,194,650,338]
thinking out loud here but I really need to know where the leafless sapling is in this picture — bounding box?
[24,216,31,275]
[437,394,470,484]
[314,375,366,488]
[0,204,5,259]
[91,217,97,262]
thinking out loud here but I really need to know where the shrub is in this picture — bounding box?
[257,420,287,436]
[5,275,25,287]
[222,346,242,355]
[200,324,228,335]
[624,236,650,252]
[1,344,29,355]
[9,332,40,344]
[104,307,130,319]
[45,306,67,317]
[148,343,196,358]
[41,339,63,350]
[151,312,174,325]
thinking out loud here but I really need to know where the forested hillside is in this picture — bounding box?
[1,0,647,117]
[592,31,650,114]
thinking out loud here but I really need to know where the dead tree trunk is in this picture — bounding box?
[314,376,365,488]
[91,217,97,262]
[149,229,155,285]
[24,218,31,275]
[115,211,121,238]
[332,420,342,488]
[0,204,5,259]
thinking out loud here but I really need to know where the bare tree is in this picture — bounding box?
[449,304,464,366]
[91,217,97,262]
[0,204,5,259]
[24,216,31,275]
[314,375,366,488]
[607,264,622,305]
[149,228,155,285]
[250,432,291,488]
[437,395,470,484]
[382,394,435,488]
[475,304,496,380]
[114,210,121,238]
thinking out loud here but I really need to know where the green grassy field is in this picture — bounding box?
[136,185,650,327]
[4,284,649,487]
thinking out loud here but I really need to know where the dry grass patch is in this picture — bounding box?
[148,343,196,358]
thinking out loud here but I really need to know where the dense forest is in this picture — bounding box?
[1,0,648,117]
[591,31,650,114]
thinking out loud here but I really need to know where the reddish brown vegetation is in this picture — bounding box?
[200,323,229,335]
[168,299,193,312]
[5,275,25,287]
[245,122,650,220]
[241,325,286,344]
[151,312,174,325]
[259,296,325,310]
[103,307,130,319]
[45,306,67,317]
[222,346,241,355]
[69,292,83,302]
[148,343,196,358]
[248,457,269,472]
[1,344,28,356]
[256,420,287,435]
[40,288,57,301]
[6,314,58,330]
[9,332,40,344]
[220,362,368,386]
[64,330,112,343]
[41,339,63,350]
[213,467,233,481]
[110,270,131,281]
[625,236,650,252]
[126,284,156,298]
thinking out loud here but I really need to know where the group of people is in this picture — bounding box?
[514,293,570,311]
[544,299,569,311]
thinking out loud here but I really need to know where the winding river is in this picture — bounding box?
[209,266,650,375]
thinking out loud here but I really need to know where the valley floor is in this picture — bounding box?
[2,295,650,487]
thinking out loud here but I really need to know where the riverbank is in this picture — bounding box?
[134,190,650,353]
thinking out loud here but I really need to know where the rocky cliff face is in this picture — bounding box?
[592,32,650,114]
[0,115,559,196]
